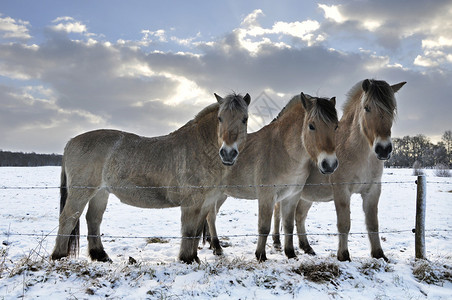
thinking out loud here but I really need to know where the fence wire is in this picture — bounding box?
[2,180,451,191]
[2,229,452,241]
[0,179,450,242]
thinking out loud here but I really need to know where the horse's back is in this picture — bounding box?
[63,130,133,185]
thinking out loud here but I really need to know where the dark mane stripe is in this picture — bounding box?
[193,93,248,123]
[271,95,301,123]
[313,97,338,124]
[272,94,337,124]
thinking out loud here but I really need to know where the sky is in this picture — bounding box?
[0,0,451,154]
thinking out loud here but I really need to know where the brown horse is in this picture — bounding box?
[51,93,250,264]
[273,79,406,261]
[205,93,339,261]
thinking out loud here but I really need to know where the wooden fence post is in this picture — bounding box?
[415,175,426,260]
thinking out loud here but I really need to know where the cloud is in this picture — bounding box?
[317,1,452,69]
[50,16,87,34]
[0,7,451,153]
[0,14,31,39]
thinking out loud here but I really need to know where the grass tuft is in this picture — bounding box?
[412,259,452,285]
[294,260,341,283]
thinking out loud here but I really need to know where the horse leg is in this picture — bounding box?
[255,195,275,262]
[272,202,282,249]
[333,188,351,261]
[295,199,316,255]
[206,195,227,255]
[51,188,94,260]
[179,204,210,264]
[86,190,111,262]
[280,197,299,259]
[362,185,388,261]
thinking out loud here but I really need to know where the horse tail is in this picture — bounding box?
[202,219,209,245]
[60,159,80,258]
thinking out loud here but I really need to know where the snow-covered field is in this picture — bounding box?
[0,167,451,299]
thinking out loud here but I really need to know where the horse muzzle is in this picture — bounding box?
[317,152,339,175]
[219,143,239,166]
[374,139,392,160]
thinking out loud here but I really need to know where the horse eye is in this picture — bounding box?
[364,106,371,113]
[242,117,248,124]
[218,116,223,123]
[309,124,315,130]
[335,125,338,131]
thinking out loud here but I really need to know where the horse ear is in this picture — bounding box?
[214,93,223,103]
[391,81,406,93]
[243,93,251,106]
[300,92,312,110]
[362,79,371,92]
[330,97,336,106]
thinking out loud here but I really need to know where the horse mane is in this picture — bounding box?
[272,94,338,124]
[312,97,338,124]
[272,95,300,123]
[217,93,249,115]
[176,93,248,133]
[193,93,248,121]
[343,79,396,119]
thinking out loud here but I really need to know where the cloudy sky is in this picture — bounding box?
[1,0,451,153]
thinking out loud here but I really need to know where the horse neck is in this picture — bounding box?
[339,100,371,156]
[195,110,221,160]
[273,102,306,161]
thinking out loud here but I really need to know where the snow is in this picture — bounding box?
[0,167,451,299]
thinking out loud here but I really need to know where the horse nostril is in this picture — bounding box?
[375,144,384,155]
[321,160,328,171]
[230,148,238,159]
[219,148,227,158]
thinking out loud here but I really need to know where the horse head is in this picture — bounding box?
[301,93,339,174]
[359,79,406,160]
[215,93,251,166]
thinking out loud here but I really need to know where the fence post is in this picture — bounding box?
[415,175,426,260]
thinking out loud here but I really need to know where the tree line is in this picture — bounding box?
[0,130,451,168]
[0,150,62,167]
[385,130,452,168]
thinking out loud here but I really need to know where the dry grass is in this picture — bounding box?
[146,237,170,244]
[294,260,341,283]
[359,259,394,276]
[412,259,452,285]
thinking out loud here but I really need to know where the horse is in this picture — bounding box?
[204,93,339,261]
[50,93,251,264]
[273,79,406,261]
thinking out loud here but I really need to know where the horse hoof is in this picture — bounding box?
[337,250,351,262]
[213,248,223,256]
[284,249,297,259]
[256,252,267,262]
[303,247,316,256]
[306,249,316,256]
[372,249,388,262]
[50,253,66,260]
[273,242,282,251]
[90,249,111,262]
[180,255,200,264]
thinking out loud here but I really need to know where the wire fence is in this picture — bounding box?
[2,229,452,241]
[1,179,451,242]
[1,180,451,190]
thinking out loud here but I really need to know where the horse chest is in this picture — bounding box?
[275,162,309,201]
